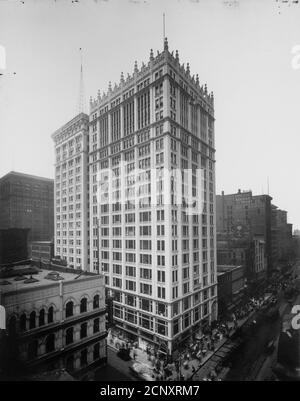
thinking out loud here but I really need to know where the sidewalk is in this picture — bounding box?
[107,309,258,381]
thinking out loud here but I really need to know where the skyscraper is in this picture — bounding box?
[52,113,89,270]
[88,39,217,352]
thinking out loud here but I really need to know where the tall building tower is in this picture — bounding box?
[0,171,54,242]
[89,39,217,352]
[52,113,89,270]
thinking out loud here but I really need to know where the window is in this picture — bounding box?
[80,322,88,339]
[48,306,54,324]
[126,280,136,291]
[157,286,165,299]
[66,327,73,345]
[8,316,17,336]
[80,298,87,313]
[29,311,36,330]
[93,343,100,361]
[93,294,100,309]
[140,268,152,280]
[156,319,167,336]
[20,313,27,332]
[140,283,152,295]
[45,334,55,353]
[80,349,88,367]
[93,318,100,333]
[157,270,165,282]
[39,309,45,327]
[66,301,74,318]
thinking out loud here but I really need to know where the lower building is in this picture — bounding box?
[0,228,30,264]
[31,241,54,265]
[217,265,245,316]
[0,264,107,380]
[217,231,267,292]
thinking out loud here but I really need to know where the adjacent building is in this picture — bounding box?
[0,264,106,379]
[271,205,293,266]
[87,39,217,352]
[217,231,266,288]
[217,265,245,316]
[31,241,54,265]
[0,171,54,260]
[216,190,272,275]
[52,114,89,270]
[0,228,30,264]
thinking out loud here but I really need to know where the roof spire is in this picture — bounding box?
[78,48,85,114]
[163,12,166,43]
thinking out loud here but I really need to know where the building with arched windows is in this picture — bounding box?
[0,264,106,379]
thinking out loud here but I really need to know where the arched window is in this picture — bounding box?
[93,343,100,361]
[93,318,99,334]
[66,355,74,372]
[80,322,87,339]
[80,298,87,313]
[28,340,38,359]
[39,309,45,327]
[48,306,54,324]
[80,349,87,367]
[93,294,99,309]
[66,301,73,318]
[45,333,55,353]
[8,315,17,336]
[65,327,73,345]
[20,313,27,332]
[29,311,36,330]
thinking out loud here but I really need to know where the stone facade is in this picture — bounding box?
[1,267,107,378]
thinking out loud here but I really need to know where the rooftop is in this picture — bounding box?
[0,265,100,295]
[51,112,89,140]
[217,265,244,273]
[0,171,54,183]
[90,37,214,111]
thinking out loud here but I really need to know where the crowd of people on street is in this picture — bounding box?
[106,265,298,381]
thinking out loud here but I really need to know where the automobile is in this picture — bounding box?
[129,362,156,381]
[117,347,131,361]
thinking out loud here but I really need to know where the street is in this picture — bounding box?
[95,347,134,382]
[94,263,300,383]
[225,262,300,381]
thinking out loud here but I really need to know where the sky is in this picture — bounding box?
[0,0,300,228]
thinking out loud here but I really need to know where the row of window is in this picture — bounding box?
[7,295,101,335]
